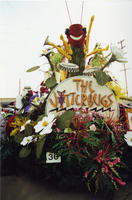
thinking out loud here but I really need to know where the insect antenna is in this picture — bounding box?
[80,0,85,24]
[65,0,72,25]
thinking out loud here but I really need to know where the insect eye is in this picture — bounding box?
[82,27,87,34]
[65,28,70,35]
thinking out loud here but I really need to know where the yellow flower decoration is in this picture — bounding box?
[10,128,20,136]
[10,116,36,136]
[106,81,127,101]
[60,70,67,81]
[10,117,27,136]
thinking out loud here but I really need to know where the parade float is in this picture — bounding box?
[1,6,132,199]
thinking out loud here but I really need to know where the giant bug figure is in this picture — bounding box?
[44,16,109,77]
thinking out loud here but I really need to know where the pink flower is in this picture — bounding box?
[55,127,61,133]
[90,124,96,131]
[95,150,103,163]
[102,163,108,173]
[114,177,126,186]
[109,158,120,167]
[84,170,89,178]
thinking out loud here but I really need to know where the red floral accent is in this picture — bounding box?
[113,177,126,186]
[6,115,16,134]
[84,170,89,178]
[40,86,49,94]
[95,150,103,163]
[102,163,108,173]
[108,158,120,167]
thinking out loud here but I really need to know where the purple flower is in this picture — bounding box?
[24,94,39,113]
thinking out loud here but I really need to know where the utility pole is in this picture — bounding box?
[118,39,130,97]
[18,78,21,95]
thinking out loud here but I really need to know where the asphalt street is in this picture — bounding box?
[1,175,132,200]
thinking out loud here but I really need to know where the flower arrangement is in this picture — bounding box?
[46,109,126,192]
[4,103,127,194]
[2,15,132,200]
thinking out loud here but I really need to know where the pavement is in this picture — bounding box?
[1,175,132,200]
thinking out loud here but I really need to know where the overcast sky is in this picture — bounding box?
[0,0,132,98]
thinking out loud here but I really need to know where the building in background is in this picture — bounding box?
[0,98,16,110]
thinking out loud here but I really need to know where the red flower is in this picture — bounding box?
[95,150,103,163]
[40,86,49,94]
[84,170,89,178]
[28,90,33,97]
[114,177,126,186]
[108,158,120,167]
[6,115,16,134]
[102,163,108,173]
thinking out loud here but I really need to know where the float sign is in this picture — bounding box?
[45,76,119,120]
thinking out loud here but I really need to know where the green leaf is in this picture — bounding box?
[14,134,25,144]
[56,110,75,130]
[26,66,40,72]
[50,52,64,70]
[82,137,100,147]
[19,147,31,158]
[37,114,46,123]
[64,128,72,133]
[45,76,57,88]
[95,70,112,86]
[24,124,33,136]
[35,136,46,159]
[111,132,116,143]
[88,164,97,173]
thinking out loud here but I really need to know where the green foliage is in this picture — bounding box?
[70,46,85,75]
[21,95,30,108]
[19,147,31,158]
[50,52,64,71]
[64,127,72,133]
[91,54,106,67]
[45,76,57,88]
[26,66,40,72]
[36,114,46,123]
[56,110,75,130]
[1,138,14,160]
[82,137,100,147]
[25,124,33,136]
[35,136,46,159]
[95,70,112,86]
[13,124,33,144]
[14,134,25,144]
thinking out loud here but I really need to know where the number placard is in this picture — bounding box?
[46,152,61,163]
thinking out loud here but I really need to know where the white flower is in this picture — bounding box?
[20,120,31,132]
[124,131,132,146]
[20,136,33,146]
[90,124,96,131]
[16,95,23,109]
[42,48,53,56]
[16,90,29,109]
[41,64,50,72]
[111,45,127,63]
[33,137,38,142]
[34,113,55,135]
[32,96,40,105]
